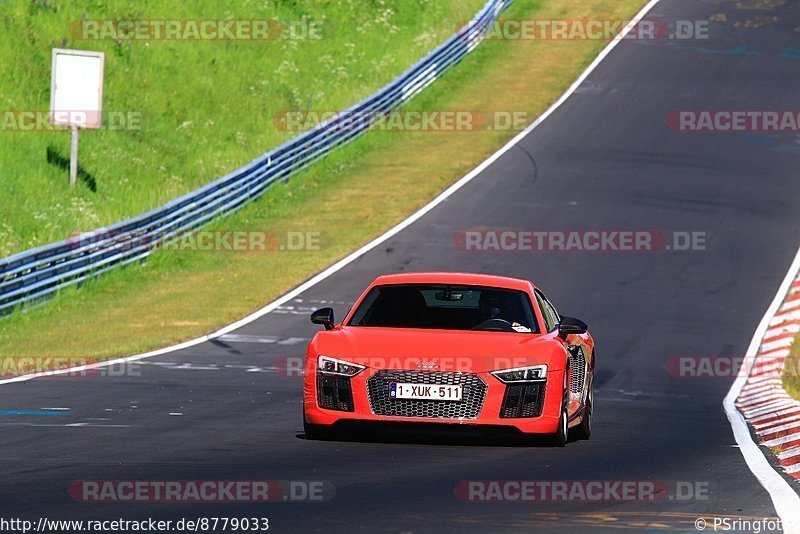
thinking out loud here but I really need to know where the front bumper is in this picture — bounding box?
[304,367,566,434]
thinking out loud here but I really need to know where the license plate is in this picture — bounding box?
[389,382,462,401]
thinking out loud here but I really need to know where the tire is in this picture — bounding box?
[571,379,593,441]
[548,406,569,447]
[547,369,570,447]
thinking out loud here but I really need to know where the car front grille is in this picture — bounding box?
[367,370,487,420]
[499,382,546,418]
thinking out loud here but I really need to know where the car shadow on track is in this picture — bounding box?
[297,422,580,448]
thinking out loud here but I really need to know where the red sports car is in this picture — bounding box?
[303,272,595,445]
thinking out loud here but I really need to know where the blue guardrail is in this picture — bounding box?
[0,0,511,315]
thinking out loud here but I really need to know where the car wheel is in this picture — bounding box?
[548,406,569,447]
[572,379,593,441]
[547,370,569,447]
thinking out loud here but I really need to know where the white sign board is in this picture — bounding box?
[50,49,105,129]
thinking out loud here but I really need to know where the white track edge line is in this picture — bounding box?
[724,244,800,533]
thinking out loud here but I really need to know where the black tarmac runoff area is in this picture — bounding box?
[3,0,800,532]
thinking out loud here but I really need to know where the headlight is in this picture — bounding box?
[317,355,365,377]
[491,364,547,383]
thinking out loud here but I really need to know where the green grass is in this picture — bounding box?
[784,336,800,401]
[0,0,648,361]
[0,0,483,256]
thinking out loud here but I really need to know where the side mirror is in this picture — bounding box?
[311,307,335,330]
[557,316,587,338]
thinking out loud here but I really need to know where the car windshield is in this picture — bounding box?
[347,284,539,333]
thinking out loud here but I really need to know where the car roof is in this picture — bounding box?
[371,272,536,292]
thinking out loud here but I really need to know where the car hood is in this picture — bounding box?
[309,326,566,373]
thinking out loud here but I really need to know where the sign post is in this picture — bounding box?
[70,126,79,189]
[50,48,105,189]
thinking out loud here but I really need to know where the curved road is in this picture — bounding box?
[3,0,800,531]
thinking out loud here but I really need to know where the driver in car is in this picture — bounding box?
[478,292,532,333]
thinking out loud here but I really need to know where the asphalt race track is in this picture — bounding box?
[4,0,800,532]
